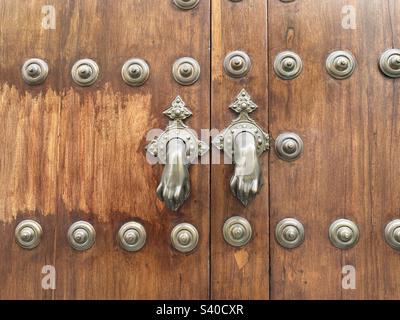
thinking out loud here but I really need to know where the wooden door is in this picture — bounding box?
[269,0,400,299]
[211,0,270,300]
[1,0,400,301]
[0,0,210,299]
[210,0,400,300]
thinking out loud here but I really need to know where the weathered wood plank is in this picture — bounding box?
[211,0,269,300]
[0,0,210,299]
[269,0,400,299]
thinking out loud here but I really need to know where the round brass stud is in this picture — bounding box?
[329,219,359,249]
[118,221,146,252]
[223,51,251,78]
[172,57,201,86]
[326,51,356,79]
[121,58,150,87]
[274,51,303,80]
[21,58,48,85]
[384,219,400,250]
[173,0,199,10]
[67,221,96,251]
[171,223,199,253]
[275,218,305,249]
[71,59,99,86]
[379,49,400,78]
[274,132,303,161]
[15,219,42,249]
[223,216,252,247]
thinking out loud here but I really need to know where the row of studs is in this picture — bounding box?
[21,57,201,87]
[225,49,400,80]
[14,220,199,253]
[172,1,400,79]
[275,218,400,251]
[21,48,399,88]
[224,217,400,250]
[14,217,400,252]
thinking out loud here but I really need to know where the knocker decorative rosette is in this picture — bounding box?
[146,96,209,211]
[212,89,270,206]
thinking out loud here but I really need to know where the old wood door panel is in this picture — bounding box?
[211,0,269,300]
[0,0,62,299]
[269,0,400,299]
[0,0,210,299]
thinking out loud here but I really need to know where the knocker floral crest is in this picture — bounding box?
[212,89,270,206]
[146,96,209,211]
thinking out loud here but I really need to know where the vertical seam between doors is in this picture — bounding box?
[208,0,212,301]
[267,0,272,301]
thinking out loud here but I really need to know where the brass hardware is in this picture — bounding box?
[212,89,270,206]
[146,96,208,211]
[173,0,200,10]
[67,221,96,251]
[21,58,48,85]
[275,218,304,249]
[273,51,303,80]
[329,219,359,249]
[326,51,356,79]
[15,220,42,249]
[118,222,146,252]
[379,49,400,78]
[71,59,99,86]
[171,223,199,253]
[121,58,150,86]
[223,216,252,247]
[223,51,251,78]
[384,219,400,250]
[172,57,201,86]
[274,132,303,161]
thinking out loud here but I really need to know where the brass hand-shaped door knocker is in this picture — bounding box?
[212,89,270,206]
[146,96,209,211]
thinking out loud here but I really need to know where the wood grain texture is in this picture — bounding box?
[0,0,62,299]
[211,0,269,300]
[0,0,210,299]
[269,0,400,299]
[2,0,400,301]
